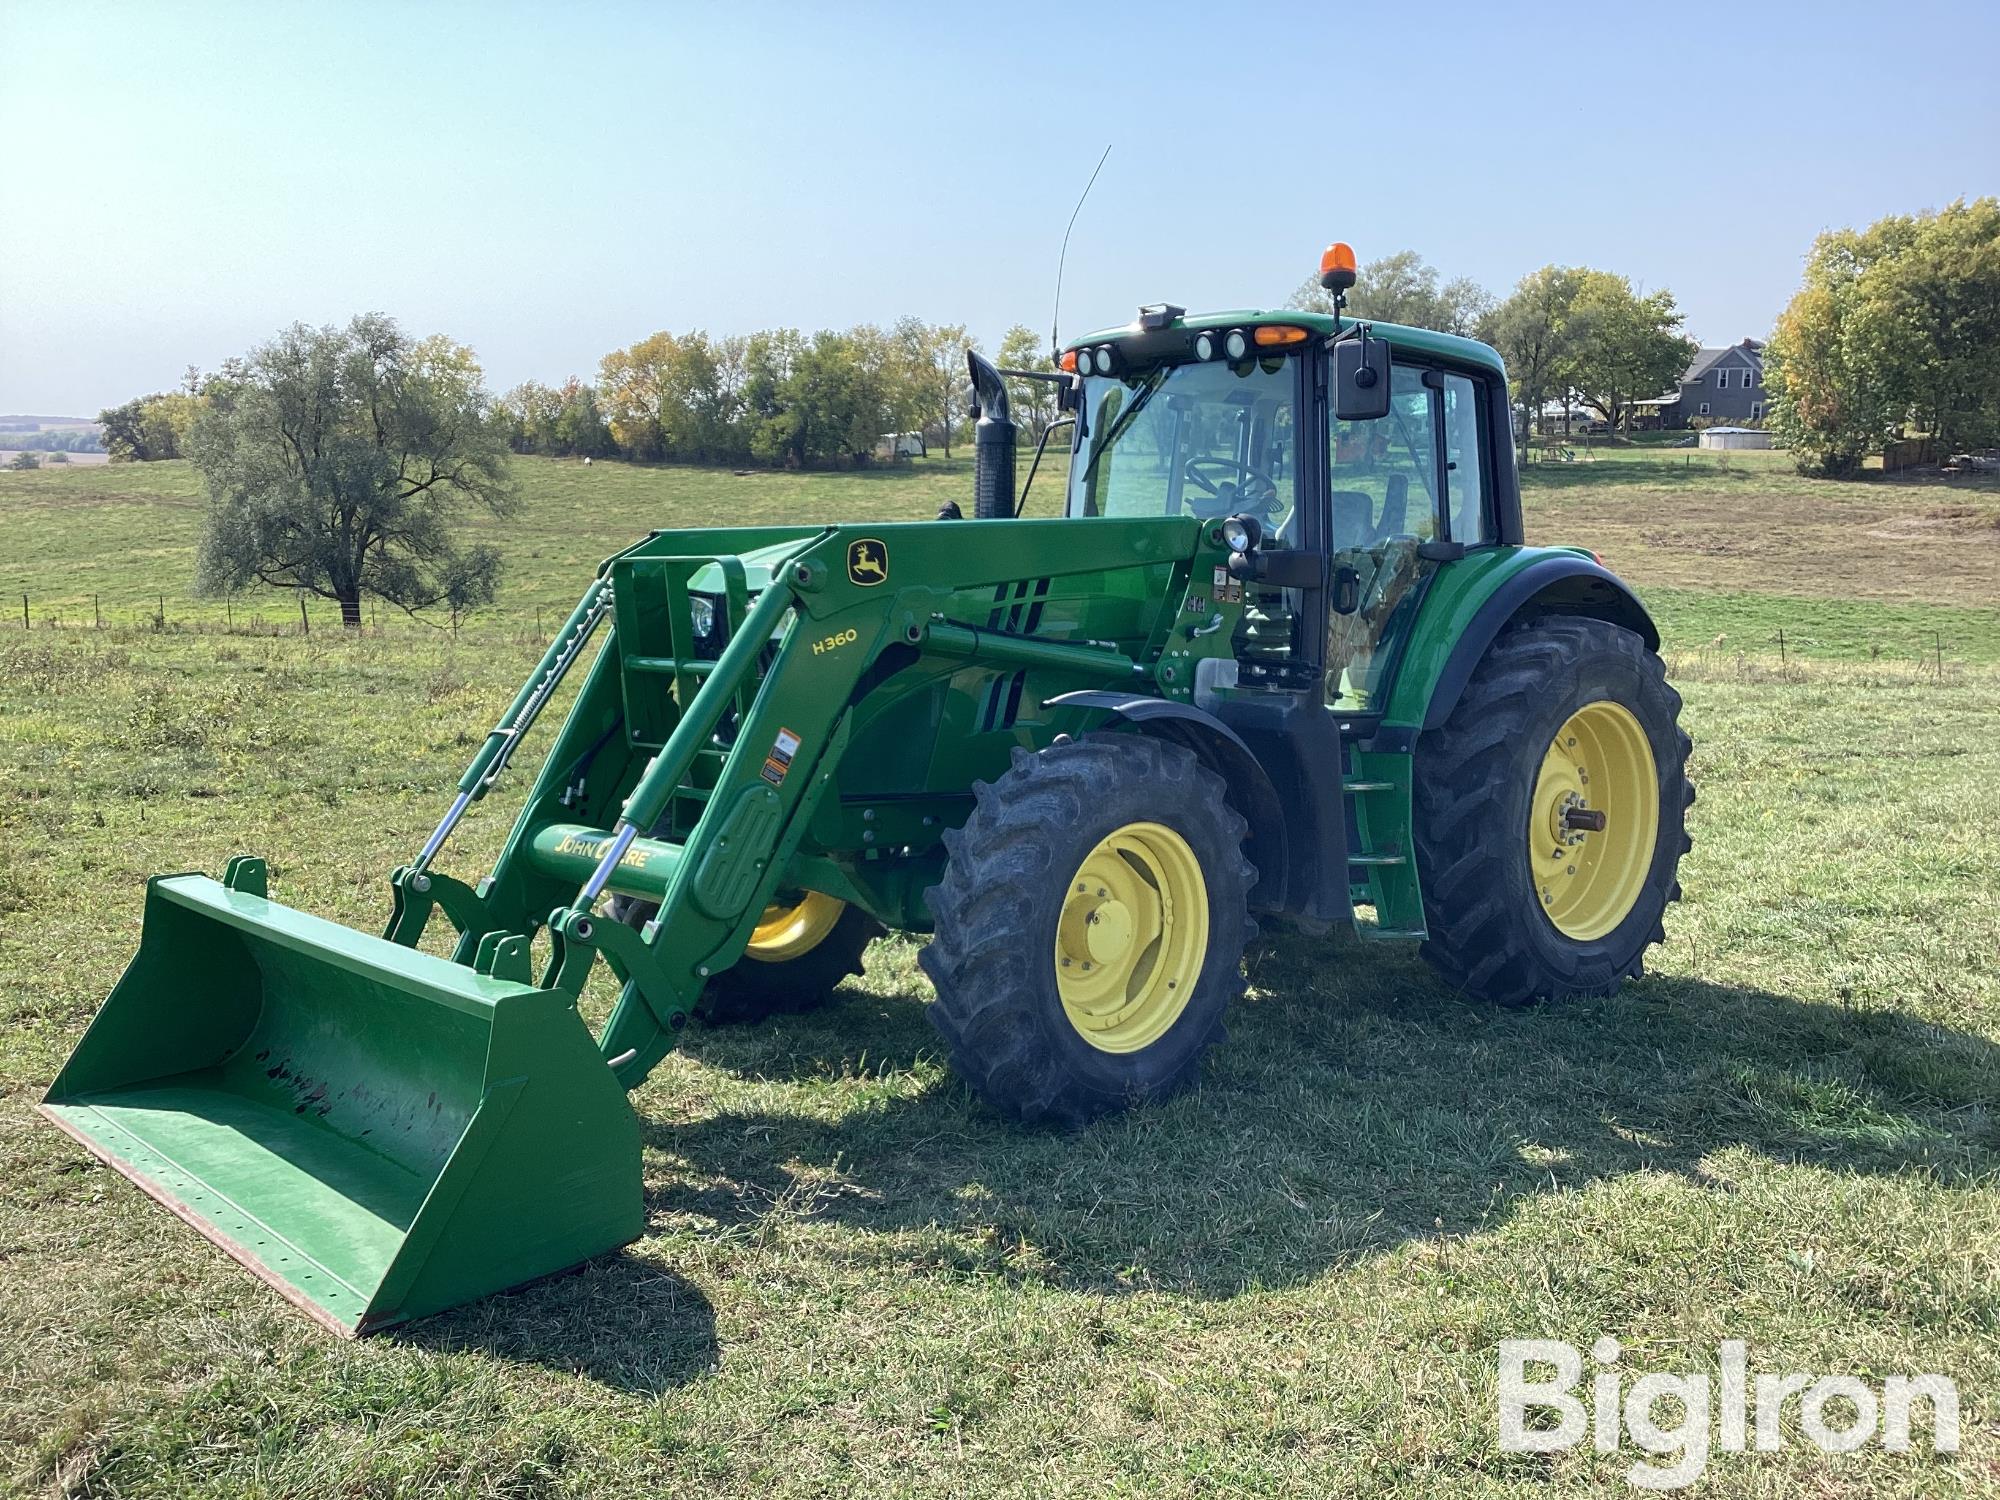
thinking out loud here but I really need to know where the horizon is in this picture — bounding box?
[3,0,1996,415]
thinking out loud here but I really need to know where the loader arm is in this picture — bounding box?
[391,514,1218,1092]
[39,514,1218,1333]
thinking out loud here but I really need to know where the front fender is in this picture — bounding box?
[1043,691,1288,910]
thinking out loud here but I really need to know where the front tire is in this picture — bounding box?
[920,736,1256,1125]
[608,889,879,1025]
[1412,615,1692,1006]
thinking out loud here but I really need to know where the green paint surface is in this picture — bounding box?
[43,874,641,1334]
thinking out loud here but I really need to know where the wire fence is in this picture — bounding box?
[6,590,547,643]
[8,588,1978,682]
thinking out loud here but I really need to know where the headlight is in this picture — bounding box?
[1194,332,1215,361]
[1220,515,1262,554]
[1224,329,1248,361]
[689,594,717,639]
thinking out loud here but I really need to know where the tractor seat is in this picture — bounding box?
[1330,489,1377,549]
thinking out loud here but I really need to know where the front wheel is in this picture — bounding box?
[1412,615,1692,1006]
[920,735,1256,1125]
[608,888,879,1024]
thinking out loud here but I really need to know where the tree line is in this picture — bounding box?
[501,318,1058,467]
[0,427,104,453]
[100,324,1060,473]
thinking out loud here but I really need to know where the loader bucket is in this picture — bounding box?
[40,870,642,1335]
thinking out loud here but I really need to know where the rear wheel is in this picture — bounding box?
[1412,615,1692,1006]
[608,888,878,1025]
[920,735,1255,1124]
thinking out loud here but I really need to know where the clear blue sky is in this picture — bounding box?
[3,0,1995,415]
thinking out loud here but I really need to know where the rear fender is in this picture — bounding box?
[1044,692,1288,912]
[1404,553,1659,737]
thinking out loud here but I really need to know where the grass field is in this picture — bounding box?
[2,453,1997,1496]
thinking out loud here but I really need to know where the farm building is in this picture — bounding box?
[1632,338,1768,430]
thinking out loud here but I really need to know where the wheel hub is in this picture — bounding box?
[1054,822,1208,1053]
[1527,701,1661,942]
[745,891,846,963]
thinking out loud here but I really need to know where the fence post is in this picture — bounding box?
[94,594,101,629]
[19,593,25,630]
[298,590,309,636]
[1776,628,1785,668]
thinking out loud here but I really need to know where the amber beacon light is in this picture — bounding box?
[1318,241,1358,293]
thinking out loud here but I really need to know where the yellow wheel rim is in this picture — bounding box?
[1053,821,1209,1054]
[745,891,845,963]
[1528,700,1659,942]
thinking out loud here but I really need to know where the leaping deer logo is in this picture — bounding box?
[847,539,889,586]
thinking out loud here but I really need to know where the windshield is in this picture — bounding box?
[1066,353,1299,534]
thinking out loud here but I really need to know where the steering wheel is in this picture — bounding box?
[1183,456,1281,518]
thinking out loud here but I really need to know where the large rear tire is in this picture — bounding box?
[1412,615,1692,1006]
[920,736,1256,1125]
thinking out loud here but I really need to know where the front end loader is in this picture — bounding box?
[42,244,1692,1333]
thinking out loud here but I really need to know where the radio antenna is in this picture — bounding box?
[1051,144,1111,362]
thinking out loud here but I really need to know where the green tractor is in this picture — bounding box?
[41,245,1692,1334]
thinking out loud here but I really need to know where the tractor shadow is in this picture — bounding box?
[393,1256,717,1394]
[639,932,2000,1301]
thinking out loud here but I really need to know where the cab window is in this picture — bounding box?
[1441,372,1490,543]
[1068,354,1298,538]
[1330,364,1438,547]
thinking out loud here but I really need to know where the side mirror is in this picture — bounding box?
[1332,332,1392,422]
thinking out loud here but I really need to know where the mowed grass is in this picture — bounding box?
[1,453,1997,1496]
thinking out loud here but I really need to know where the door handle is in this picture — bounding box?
[1332,565,1362,615]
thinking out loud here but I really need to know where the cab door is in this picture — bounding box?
[1323,361,1492,714]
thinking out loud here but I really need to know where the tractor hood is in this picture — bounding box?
[683,536,808,597]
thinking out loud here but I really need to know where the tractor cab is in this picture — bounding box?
[1057,250,1519,716]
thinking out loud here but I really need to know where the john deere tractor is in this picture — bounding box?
[41,244,1691,1333]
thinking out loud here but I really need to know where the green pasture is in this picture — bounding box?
[0,453,1995,1495]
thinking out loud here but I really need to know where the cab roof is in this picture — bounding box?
[1063,308,1507,380]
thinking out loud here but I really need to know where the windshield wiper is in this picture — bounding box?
[1080,368,1170,488]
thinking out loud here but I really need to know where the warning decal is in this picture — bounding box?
[760,726,802,786]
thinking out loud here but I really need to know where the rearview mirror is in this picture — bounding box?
[1332,332,1392,422]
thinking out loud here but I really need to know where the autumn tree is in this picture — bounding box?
[190,314,516,627]
[597,330,755,462]
[1765,278,1882,477]
[1766,199,2000,475]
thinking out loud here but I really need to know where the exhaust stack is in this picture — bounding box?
[967,350,1016,519]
